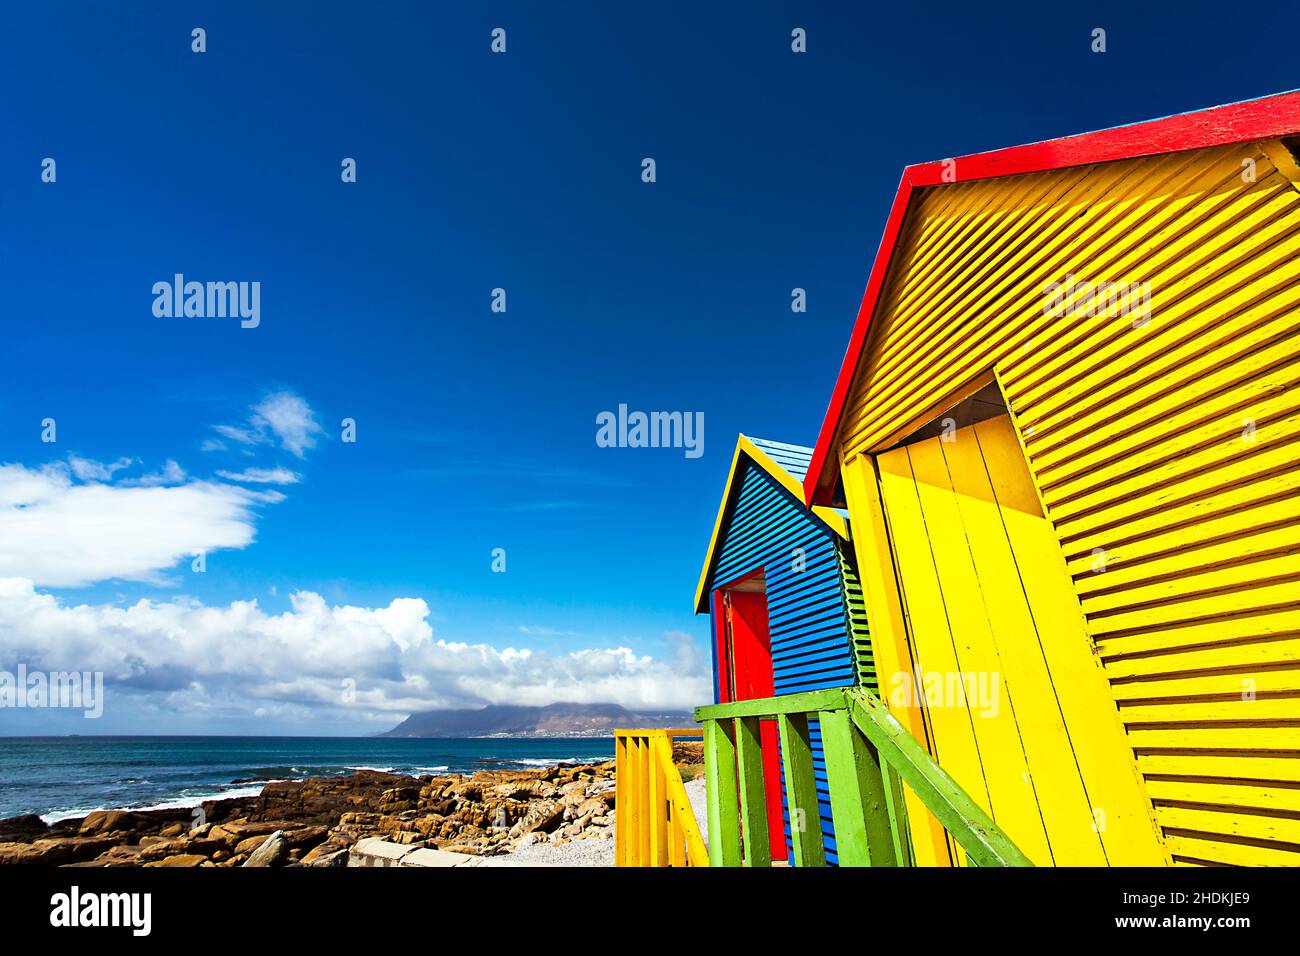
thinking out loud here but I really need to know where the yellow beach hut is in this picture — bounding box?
[801,90,1300,867]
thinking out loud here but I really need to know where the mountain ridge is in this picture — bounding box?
[379,702,695,738]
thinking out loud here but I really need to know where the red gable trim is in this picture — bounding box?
[804,89,1300,506]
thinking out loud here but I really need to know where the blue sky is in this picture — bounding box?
[0,2,1294,733]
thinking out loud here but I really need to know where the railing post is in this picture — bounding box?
[703,717,742,866]
[665,733,686,868]
[882,763,915,867]
[668,798,686,867]
[615,733,627,866]
[659,733,710,868]
[735,716,771,867]
[625,735,637,865]
[634,736,650,865]
[777,712,826,867]
[648,733,668,865]
[628,735,642,865]
[819,706,897,866]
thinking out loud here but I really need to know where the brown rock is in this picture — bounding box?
[410,816,445,836]
[441,842,491,856]
[80,845,147,867]
[137,834,224,861]
[253,770,415,825]
[673,741,704,765]
[241,830,288,867]
[506,799,565,838]
[208,820,286,847]
[300,833,353,866]
[461,798,527,830]
[418,777,459,803]
[0,814,49,842]
[282,825,328,851]
[78,810,150,837]
[144,853,207,867]
[234,834,272,856]
[470,769,548,785]
[492,781,557,800]
[377,785,421,810]
[443,782,484,802]
[338,812,381,828]
[136,838,189,861]
[0,836,118,866]
[232,825,324,856]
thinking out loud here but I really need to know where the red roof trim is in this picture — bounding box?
[804,90,1300,506]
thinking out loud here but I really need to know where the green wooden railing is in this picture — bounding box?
[695,686,1033,867]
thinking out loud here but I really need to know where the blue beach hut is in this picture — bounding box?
[695,435,876,864]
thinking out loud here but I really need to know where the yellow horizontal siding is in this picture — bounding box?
[1164,833,1300,867]
[1100,631,1300,678]
[1137,753,1300,782]
[1145,779,1300,814]
[841,140,1300,865]
[1112,666,1300,700]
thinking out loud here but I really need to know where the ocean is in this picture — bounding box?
[0,736,616,822]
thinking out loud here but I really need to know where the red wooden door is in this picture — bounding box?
[714,587,788,861]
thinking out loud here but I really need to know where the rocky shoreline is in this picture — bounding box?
[0,742,704,867]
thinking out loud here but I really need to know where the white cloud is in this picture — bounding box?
[213,424,263,446]
[216,467,300,485]
[0,463,282,588]
[211,391,322,459]
[0,579,710,726]
[252,392,322,458]
[126,460,187,487]
[68,456,134,482]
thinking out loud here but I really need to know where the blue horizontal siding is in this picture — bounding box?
[706,450,859,865]
[746,437,813,483]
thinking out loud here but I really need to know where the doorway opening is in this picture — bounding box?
[712,571,789,861]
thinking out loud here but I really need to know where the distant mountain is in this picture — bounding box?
[379,702,695,738]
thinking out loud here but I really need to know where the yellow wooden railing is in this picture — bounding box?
[614,728,709,866]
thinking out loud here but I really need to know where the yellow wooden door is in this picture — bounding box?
[875,413,1167,865]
